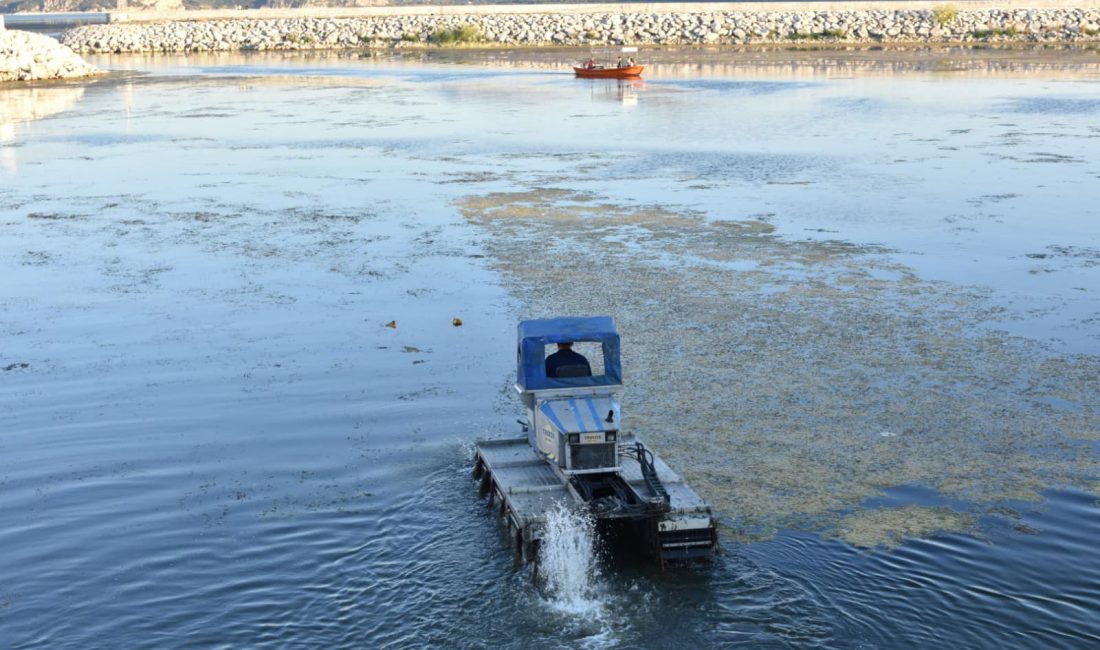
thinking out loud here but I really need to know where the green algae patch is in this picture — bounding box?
[458,188,701,227]
[460,183,1100,546]
[836,506,976,548]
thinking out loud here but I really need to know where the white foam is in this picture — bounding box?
[539,504,603,617]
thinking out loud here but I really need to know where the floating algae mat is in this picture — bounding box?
[458,187,1100,547]
[836,506,978,549]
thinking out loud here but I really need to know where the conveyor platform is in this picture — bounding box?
[473,433,716,565]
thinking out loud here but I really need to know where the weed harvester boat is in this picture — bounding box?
[473,317,717,568]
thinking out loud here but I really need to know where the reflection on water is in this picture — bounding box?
[583,78,646,105]
[0,85,86,125]
[0,84,88,171]
[1,48,1098,649]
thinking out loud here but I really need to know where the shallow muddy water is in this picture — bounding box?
[1,47,1098,648]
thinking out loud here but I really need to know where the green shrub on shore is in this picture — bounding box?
[431,25,481,45]
[401,32,421,43]
[932,4,959,27]
[787,28,847,41]
[971,25,1019,38]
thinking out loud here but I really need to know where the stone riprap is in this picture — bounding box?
[61,8,1100,53]
[2,30,101,81]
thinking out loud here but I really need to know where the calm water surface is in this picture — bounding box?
[1,48,1098,648]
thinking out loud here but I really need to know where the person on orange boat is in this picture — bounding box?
[584,57,596,69]
[627,56,636,67]
[616,56,624,68]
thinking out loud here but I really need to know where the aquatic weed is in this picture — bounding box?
[458,186,1100,545]
[431,25,482,45]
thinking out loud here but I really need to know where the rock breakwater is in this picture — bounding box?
[2,30,100,81]
[61,8,1100,53]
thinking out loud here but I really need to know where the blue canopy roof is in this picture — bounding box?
[517,316,622,391]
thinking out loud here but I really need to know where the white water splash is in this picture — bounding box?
[539,504,603,616]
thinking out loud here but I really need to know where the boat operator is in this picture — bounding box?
[545,342,591,378]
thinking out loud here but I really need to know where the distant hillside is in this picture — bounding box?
[1,0,115,12]
[1,0,652,13]
[0,0,402,13]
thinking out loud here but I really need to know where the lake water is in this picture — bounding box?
[1,47,1098,648]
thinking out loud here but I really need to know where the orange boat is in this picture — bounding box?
[573,65,644,79]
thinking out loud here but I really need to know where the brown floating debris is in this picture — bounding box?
[385,320,397,329]
[452,317,463,327]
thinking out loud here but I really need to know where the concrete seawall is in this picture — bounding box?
[61,5,1100,53]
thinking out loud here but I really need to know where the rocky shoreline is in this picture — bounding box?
[1,30,100,82]
[60,8,1100,53]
